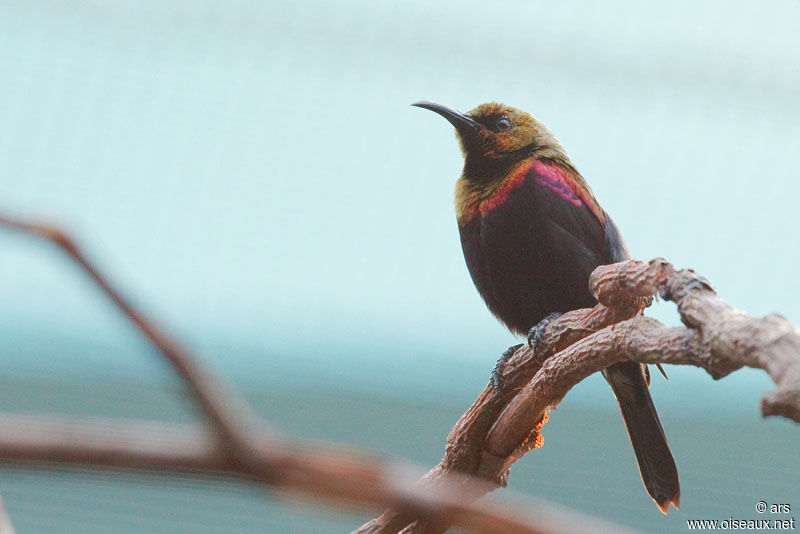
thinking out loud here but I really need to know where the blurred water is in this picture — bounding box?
[0,1,798,532]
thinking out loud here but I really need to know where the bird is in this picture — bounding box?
[413,100,680,514]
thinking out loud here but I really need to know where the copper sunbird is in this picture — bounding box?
[413,100,680,514]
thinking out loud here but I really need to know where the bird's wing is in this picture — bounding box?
[523,159,614,285]
[603,212,631,262]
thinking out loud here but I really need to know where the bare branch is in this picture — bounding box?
[0,213,259,459]
[0,413,558,534]
[5,210,796,534]
[358,258,800,533]
[1,212,623,534]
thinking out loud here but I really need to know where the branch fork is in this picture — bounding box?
[358,258,800,534]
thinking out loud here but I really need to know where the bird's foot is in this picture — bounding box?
[526,312,563,351]
[491,343,523,394]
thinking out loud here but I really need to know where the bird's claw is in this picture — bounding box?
[491,343,523,393]
[526,312,563,351]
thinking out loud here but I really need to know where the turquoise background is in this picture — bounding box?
[0,1,798,532]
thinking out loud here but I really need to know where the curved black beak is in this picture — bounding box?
[411,101,481,136]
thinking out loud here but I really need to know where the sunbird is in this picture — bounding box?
[414,100,680,514]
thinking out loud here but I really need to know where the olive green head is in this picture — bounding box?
[412,101,566,162]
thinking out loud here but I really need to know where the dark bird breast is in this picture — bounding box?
[458,160,627,335]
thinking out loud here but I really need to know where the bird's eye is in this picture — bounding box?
[495,116,511,131]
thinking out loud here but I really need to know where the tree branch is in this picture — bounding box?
[0,214,260,460]
[357,259,800,533]
[0,413,553,534]
[0,212,619,534]
[4,210,797,534]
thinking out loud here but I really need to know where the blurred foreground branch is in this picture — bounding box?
[0,213,628,534]
[358,259,800,533]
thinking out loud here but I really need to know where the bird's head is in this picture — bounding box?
[412,101,565,166]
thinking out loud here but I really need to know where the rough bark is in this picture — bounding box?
[356,259,800,534]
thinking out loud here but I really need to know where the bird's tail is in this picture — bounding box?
[603,361,680,514]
